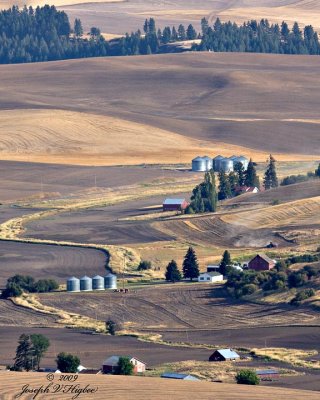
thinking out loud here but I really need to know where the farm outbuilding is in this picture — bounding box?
[80,275,92,291]
[213,155,224,171]
[92,275,104,290]
[256,369,279,380]
[198,272,223,283]
[209,349,240,362]
[161,373,200,381]
[192,156,207,172]
[104,273,117,289]
[220,158,234,173]
[102,356,146,374]
[206,265,220,272]
[66,276,80,292]
[163,198,189,212]
[248,254,276,271]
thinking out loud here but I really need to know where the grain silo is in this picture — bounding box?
[220,158,234,173]
[66,277,80,292]
[92,275,104,290]
[202,156,213,171]
[236,156,249,170]
[192,156,206,172]
[104,273,117,289]
[80,275,92,291]
[213,155,224,171]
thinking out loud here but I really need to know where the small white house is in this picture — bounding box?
[206,265,220,272]
[198,272,223,283]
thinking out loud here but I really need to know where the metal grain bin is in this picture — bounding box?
[104,273,117,289]
[213,155,224,171]
[66,277,80,292]
[92,275,104,290]
[202,156,213,171]
[192,156,206,172]
[220,158,234,173]
[80,275,92,291]
[236,156,249,170]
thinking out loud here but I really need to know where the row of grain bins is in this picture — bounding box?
[67,273,117,292]
[192,155,249,173]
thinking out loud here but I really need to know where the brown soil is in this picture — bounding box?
[0,240,107,286]
[1,372,319,400]
[38,285,320,331]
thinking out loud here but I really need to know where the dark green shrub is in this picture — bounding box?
[236,370,260,385]
[137,260,152,271]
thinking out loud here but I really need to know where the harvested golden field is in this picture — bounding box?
[58,0,320,36]
[222,196,320,229]
[0,109,268,166]
[0,53,320,166]
[1,372,319,400]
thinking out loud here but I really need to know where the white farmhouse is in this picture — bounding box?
[198,271,223,283]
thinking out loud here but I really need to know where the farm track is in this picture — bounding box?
[0,299,57,326]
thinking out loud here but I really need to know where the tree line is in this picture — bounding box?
[281,162,320,186]
[197,18,320,55]
[1,274,59,298]
[0,5,108,63]
[2,7,320,64]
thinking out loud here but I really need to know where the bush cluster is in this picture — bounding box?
[290,289,315,306]
[137,260,152,271]
[1,275,59,298]
[226,264,320,298]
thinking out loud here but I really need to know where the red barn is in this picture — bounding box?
[248,254,275,271]
[163,198,189,212]
[102,356,146,374]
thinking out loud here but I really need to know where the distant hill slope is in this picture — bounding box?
[0,53,319,165]
[55,0,320,36]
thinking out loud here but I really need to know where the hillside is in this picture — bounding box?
[1,373,319,400]
[0,53,320,165]
[57,0,320,36]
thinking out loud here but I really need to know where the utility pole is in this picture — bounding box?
[122,254,126,290]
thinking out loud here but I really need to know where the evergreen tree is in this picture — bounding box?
[90,26,101,39]
[186,24,197,40]
[171,26,178,41]
[182,247,200,281]
[219,250,232,276]
[234,162,245,186]
[165,260,182,282]
[218,171,232,200]
[264,154,278,189]
[201,17,209,36]
[14,334,34,371]
[228,171,239,195]
[30,334,50,371]
[245,159,260,188]
[74,18,83,38]
[177,24,186,40]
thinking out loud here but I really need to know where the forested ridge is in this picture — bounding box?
[1,5,320,64]
[0,5,108,63]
